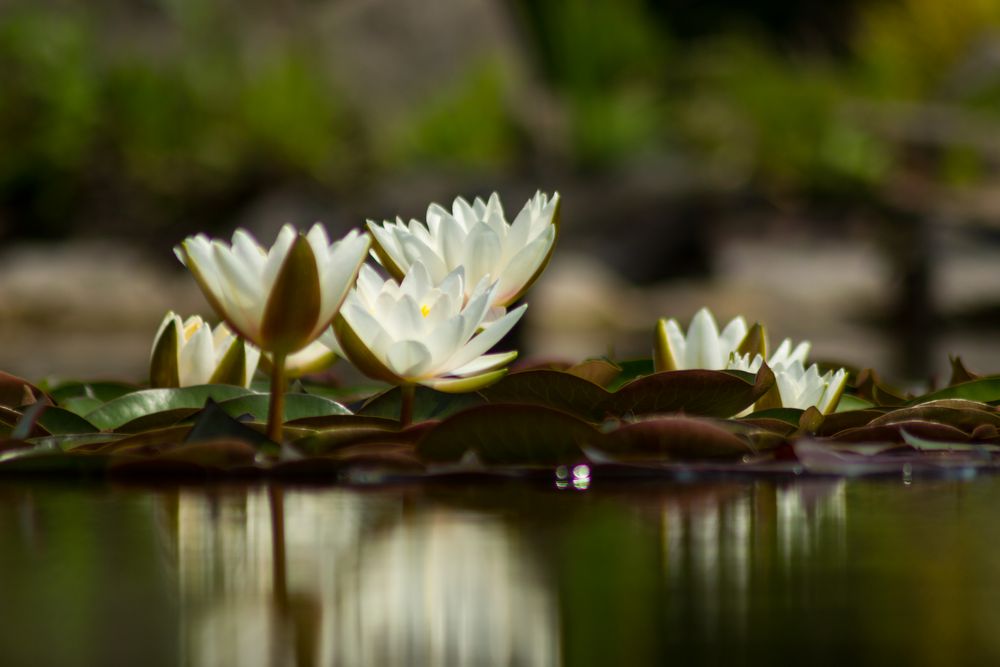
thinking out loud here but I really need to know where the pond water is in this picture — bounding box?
[1,474,999,666]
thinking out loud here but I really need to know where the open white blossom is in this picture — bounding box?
[334,262,525,392]
[729,352,847,414]
[150,312,260,388]
[367,191,559,313]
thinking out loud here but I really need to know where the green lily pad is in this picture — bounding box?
[85,385,255,431]
[913,377,1000,405]
[417,404,598,465]
[359,385,484,422]
[35,406,99,435]
[216,393,350,423]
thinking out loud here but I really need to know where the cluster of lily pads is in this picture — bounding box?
[1,191,1000,480]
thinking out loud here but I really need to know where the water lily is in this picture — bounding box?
[334,262,526,422]
[149,312,260,388]
[729,353,847,414]
[367,191,559,313]
[176,224,370,440]
[654,307,754,371]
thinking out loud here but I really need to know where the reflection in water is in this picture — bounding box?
[6,477,1000,666]
[167,487,559,666]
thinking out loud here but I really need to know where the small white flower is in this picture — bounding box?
[726,337,811,373]
[729,352,847,414]
[367,191,559,312]
[334,262,526,392]
[654,307,749,371]
[175,224,370,354]
[150,312,261,388]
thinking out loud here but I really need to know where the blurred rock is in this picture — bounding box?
[0,241,205,380]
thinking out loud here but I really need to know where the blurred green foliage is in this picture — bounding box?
[2,0,1000,238]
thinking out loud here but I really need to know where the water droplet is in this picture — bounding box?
[902,462,912,486]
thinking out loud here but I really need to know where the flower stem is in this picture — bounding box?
[400,384,416,427]
[267,352,287,443]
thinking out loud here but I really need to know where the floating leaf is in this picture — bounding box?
[597,417,753,461]
[215,393,350,423]
[835,394,876,412]
[913,377,1000,405]
[49,381,138,405]
[185,400,277,453]
[602,366,775,418]
[867,401,1000,433]
[0,372,47,409]
[359,385,484,422]
[417,404,598,465]
[566,359,622,387]
[85,385,255,431]
[815,409,885,437]
[32,406,98,435]
[480,370,609,420]
[948,355,981,386]
[832,420,973,444]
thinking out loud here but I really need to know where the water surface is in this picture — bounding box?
[1,474,999,666]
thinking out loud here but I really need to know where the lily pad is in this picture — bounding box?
[596,416,753,461]
[216,393,350,422]
[85,385,255,431]
[359,385,484,421]
[601,367,775,418]
[417,404,598,465]
[480,370,609,420]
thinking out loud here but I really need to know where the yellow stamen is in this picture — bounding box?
[420,304,430,318]
[183,320,202,341]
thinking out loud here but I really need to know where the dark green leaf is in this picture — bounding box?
[417,404,598,465]
[597,416,753,461]
[359,385,485,422]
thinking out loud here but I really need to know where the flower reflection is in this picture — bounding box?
[164,487,559,667]
[661,480,848,640]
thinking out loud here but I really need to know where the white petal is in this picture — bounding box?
[315,231,369,334]
[422,314,466,369]
[663,319,687,370]
[179,321,215,386]
[718,316,748,356]
[462,223,502,287]
[452,196,478,230]
[439,213,467,268]
[261,224,298,295]
[448,350,517,377]
[685,308,723,369]
[443,303,526,372]
[495,230,553,305]
[368,221,409,272]
[386,340,433,378]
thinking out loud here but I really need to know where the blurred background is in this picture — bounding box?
[2,0,1000,384]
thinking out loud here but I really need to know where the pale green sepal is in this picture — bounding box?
[653,318,678,372]
[736,322,767,360]
[332,313,401,385]
[150,316,181,388]
[209,337,248,386]
[422,368,509,393]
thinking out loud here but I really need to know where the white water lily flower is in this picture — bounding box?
[150,312,261,388]
[333,262,526,392]
[729,353,847,414]
[654,307,750,371]
[726,337,811,373]
[367,191,559,312]
[175,224,370,355]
